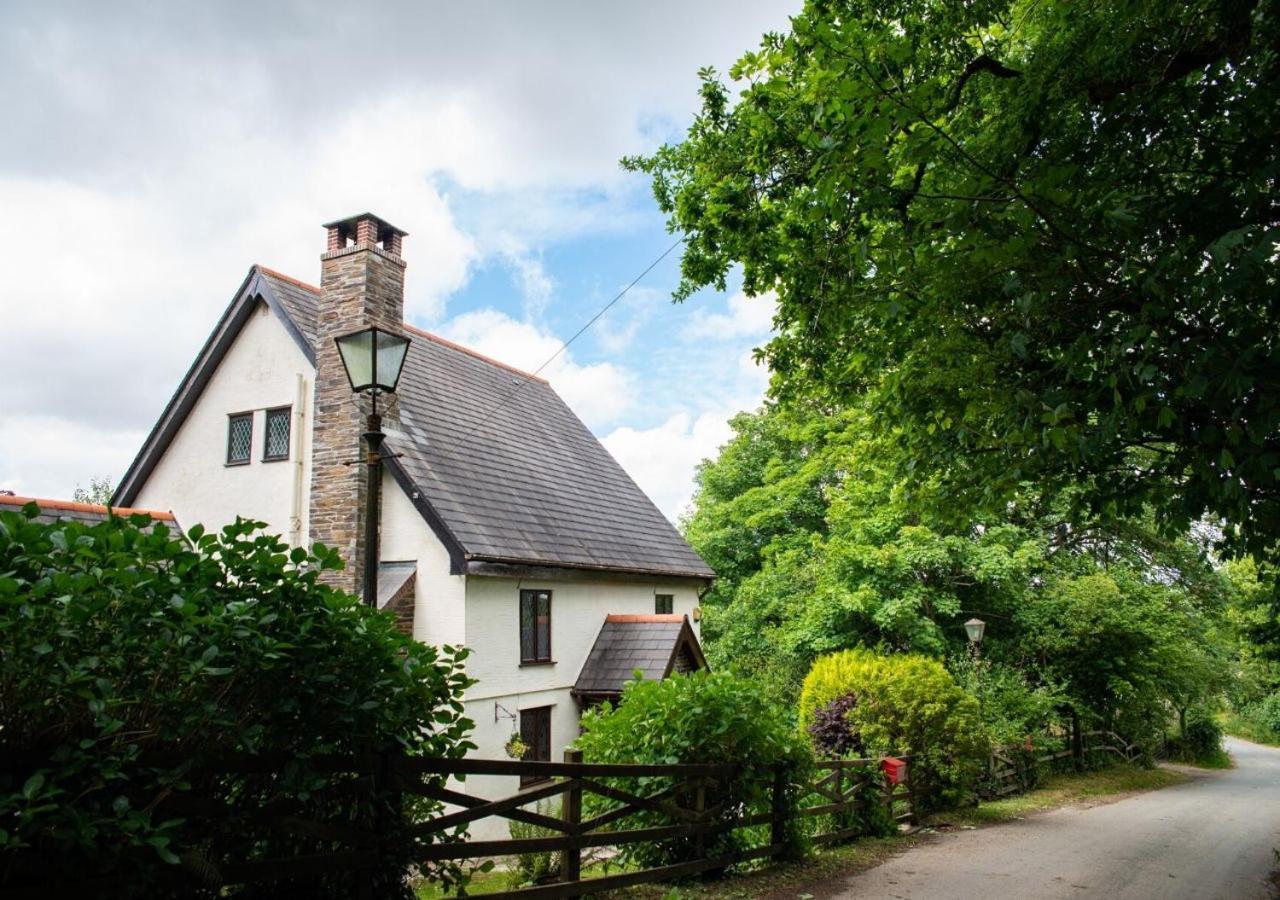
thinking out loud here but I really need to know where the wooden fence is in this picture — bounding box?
[986,729,1141,797]
[1,750,917,899]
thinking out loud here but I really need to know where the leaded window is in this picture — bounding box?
[264,406,291,461]
[227,413,252,465]
[519,706,552,786]
[519,589,552,663]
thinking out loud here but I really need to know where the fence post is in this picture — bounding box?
[770,765,787,854]
[561,748,582,884]
[693,778,707,862]
[1072,712,1084,773]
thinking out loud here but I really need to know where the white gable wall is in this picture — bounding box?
[134,301,314,542]
[379,469,466,647]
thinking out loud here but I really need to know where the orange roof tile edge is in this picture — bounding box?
[402,324,550,384]
[256,265,321,294]
[606,614,686,623]
[0,494,176,520]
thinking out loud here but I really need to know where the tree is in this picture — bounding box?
[633,0,1280,554]
[72,477,114,505]
[686,401,1232,739]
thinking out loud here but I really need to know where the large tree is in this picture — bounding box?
[634,0,1279,553]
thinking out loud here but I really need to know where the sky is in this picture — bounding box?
[0,0,800,522]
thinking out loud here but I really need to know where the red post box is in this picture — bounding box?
[881,756,907,786]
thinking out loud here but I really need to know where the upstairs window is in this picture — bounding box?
[655,594,674,615]
[263,406,291,461]
[227,413,252,465]
[519,589,552,663]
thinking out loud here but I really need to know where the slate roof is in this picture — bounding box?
[377,560,417,609]
[0,494,176,530]
[118,265,714,580]
[574,614,708,697]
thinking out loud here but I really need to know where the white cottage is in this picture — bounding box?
[113,212,715,781]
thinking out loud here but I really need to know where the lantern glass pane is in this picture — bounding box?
[374,330,410,391]
[336,329,376,391]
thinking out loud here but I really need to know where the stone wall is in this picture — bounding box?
[307,217,406,596]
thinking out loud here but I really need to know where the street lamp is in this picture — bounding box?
[334,325,410,607]
[964,618,987,645]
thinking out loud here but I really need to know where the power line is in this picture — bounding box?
[436,237,684,459]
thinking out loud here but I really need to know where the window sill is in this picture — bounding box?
[224,460,251,467]
[519,661,556,668]
[519,776,553,789]
[261,456,291,464]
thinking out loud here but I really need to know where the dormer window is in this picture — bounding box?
[263,407,291,461]
[226,413,252,466]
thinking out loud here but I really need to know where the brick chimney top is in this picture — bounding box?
[323,212,408,258]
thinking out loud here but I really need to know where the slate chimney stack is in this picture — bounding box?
[309,212,409,595]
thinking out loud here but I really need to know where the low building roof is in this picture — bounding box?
[573,613,708,699]
[0,493,176,528]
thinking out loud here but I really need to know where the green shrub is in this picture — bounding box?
[0,508,474,898]
[506,800,561,888]
[1165,707,1226,765]
[575,670,812,869]
[798,649,987,808]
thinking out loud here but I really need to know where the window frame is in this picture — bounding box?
[519,705,553,786]
[655,593,674,615]
[262,405,292,462]
[519,589,553,665]
[226,412,253,466]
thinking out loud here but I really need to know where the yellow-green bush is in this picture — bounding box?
[799,649,987,808]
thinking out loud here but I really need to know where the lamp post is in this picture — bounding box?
[964,617,987,648]
[334,326,410,607]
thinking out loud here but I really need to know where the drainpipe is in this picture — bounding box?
[289,373,308,547]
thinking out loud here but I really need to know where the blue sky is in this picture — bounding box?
[0,0,798,520]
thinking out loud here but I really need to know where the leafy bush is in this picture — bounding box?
[949,655,1064,748]
[0,508,474,898]
[799,649,987,808]
[1228,693,1280,744]
[1165,707,1225,765]
[575,670,812,868]
[807,694,865,758]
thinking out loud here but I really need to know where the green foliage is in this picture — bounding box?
[575,670,812,867]
[1165,707,1225,765]
[949,655,1064,748]
[798,649,987,807]
[0,506,474,897]
[636,0,1280,555]
[72,477,115,506]
[506,801,561,888]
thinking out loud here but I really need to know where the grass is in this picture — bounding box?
[415,764,1187,899]
[1219,712,1280,748]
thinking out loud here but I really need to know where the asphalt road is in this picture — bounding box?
[824,738,1280,900]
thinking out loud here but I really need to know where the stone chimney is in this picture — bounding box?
[308,212,408,594]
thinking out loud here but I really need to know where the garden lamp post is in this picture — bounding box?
[964,617,987,646]
[334,325,410,607]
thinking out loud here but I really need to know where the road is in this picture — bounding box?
[822,737,1280,900]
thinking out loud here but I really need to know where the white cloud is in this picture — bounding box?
[682,290,777,341]
[437,309,634,429]
[602,412,738,523]
[0,414,144,501]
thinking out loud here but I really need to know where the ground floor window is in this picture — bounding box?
[520,705,552,786]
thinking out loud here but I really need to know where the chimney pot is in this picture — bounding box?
[321,212,407,259]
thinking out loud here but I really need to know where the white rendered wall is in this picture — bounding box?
[134,301,314,543]
[459,575,702,838]
[378,469,466,648]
